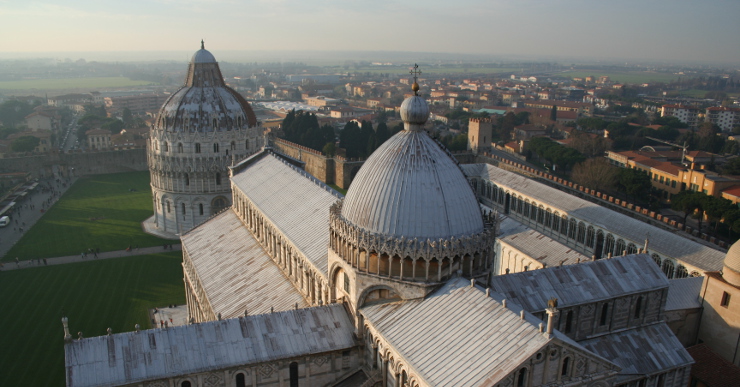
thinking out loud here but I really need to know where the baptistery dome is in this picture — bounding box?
[723,240,740,287]
[340,89,483,240]
[154,41,257,133]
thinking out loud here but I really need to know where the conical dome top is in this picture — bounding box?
[153,42,257,132]
[341,73,483,240]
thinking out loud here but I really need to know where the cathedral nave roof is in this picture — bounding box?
[181,209,309,318]
[231,151,342,277]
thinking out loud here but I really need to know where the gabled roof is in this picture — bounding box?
[64,304,354,387]
[580,323,694,385]
[461,163,725,272]
[231,151,342,278]
[488,254,668,312]
[181,210,308,318]
[687,344,740,387]
[665,276,703,311]
[498,215,588,268]
[361,277,613,387]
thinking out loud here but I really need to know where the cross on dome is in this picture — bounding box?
[410,63,422,96]
[201,39,205,50]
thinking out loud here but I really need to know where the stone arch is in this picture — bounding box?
[605,234,615,257]
[568,218,578,239]
[615,239,626,255]
[662,259,675,279]
[576,222,586,244]
[675,265,688,278]
[358,285,401,308]
[211,196,228,214]
[626,243,637,255]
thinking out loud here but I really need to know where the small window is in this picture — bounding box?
[289,362,299,387]
[634,296,643,318]
[216,172,221,185]
[213,143,219,153]
[185,173,189,186]
[564,310,573,333]
[195,143,201,153]
[600,303,609,326]
[236,373,246,387]
[246,139,250,150]
[164,142,169,152]
[231,141,236,150]
[181,203,186,215]
[199,203,204,216]
[561,357,570,376]
[167,201,171,213]
[517,368,527,387]
[343,273,350,293]
[721,292,731,308]
[178,143,183,153]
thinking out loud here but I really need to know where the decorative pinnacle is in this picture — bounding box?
[200,39,204,50]
[410,63,421,96]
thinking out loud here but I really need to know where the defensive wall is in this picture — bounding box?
[0,148,148,178]
[272,138,475,191]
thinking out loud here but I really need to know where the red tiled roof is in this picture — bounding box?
[721,185,740,198]
[687,344,740,387]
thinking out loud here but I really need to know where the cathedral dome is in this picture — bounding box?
[341,90,484,240]
[723,240,740,287]
[154,42,257,132]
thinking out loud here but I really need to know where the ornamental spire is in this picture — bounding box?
[410,63,421,96]
[200,39,204,50]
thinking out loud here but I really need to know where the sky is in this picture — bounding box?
[1,0,739,65]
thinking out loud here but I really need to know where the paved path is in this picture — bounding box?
[0,176,77,259]
[0,244,182,272]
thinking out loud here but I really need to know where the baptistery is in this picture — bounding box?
[148,42,263,234]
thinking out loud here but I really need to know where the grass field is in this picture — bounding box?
[0,76,156,90]
[556,70,681,85]
[0,252,184,386]
[3,171,172,262]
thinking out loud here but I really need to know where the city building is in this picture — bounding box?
[705,106,740,132]
[146,42,264,235]
[467,117,493,154]
[85,129,111,150]
[661,105,701,128]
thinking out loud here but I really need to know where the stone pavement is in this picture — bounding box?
[0,244,182,272]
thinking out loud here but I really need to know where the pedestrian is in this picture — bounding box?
[169,318,173,324]
[43,258,47,266]
[160,320,164,328]
[81,252,85,259]
[15,257,19,267]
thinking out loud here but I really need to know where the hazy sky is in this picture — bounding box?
[2,0,739,64]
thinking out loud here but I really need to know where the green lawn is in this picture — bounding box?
[4,171,173,262]
[329,184,348,196]
[0,76,156,90]
[0,252,185,386]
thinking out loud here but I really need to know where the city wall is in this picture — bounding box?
[0,148,148,178]
[272,138,476,190]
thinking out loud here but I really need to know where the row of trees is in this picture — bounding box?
[671,190,740,239]
[527,137,586,172]
[339,120,401,158]
[280,110,335,153]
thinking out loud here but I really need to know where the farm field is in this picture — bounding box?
[556,70,681,84]
[0,76,155,90]
[3,171,172,262]
[0,252,185,386]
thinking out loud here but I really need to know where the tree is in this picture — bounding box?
[122,108,133,128]
[571,158,619,192]
[11,135,40,152]
[670,190,705,230]
[616,168,652,202]
[322,142,336,157]
[702,195,734,233]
